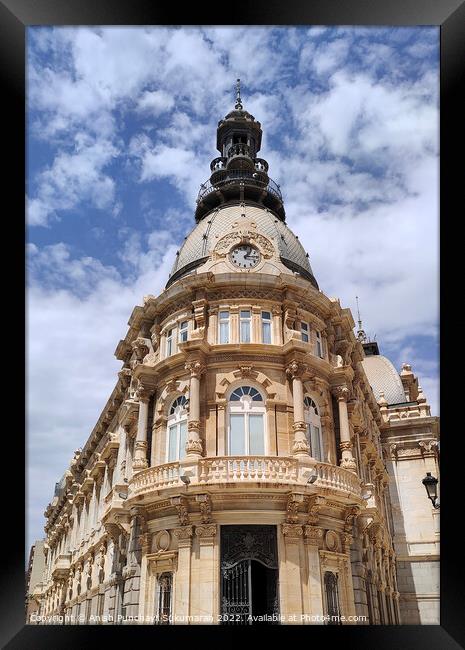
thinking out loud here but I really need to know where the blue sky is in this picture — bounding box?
[26,26,439,553]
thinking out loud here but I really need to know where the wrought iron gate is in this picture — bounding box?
[220,525,279,625]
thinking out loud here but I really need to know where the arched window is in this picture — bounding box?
[304,396,323,461]
[167,396,188,462]
[228,386,266,455]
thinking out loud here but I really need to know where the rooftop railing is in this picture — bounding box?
[197,169,282,204]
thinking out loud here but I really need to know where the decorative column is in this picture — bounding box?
[286,361,310,457]
[132,382,152,472]
[303,526,324,620]
[185,361,206,457]
[334,385,357,472]
[195,519,217,623]
[173,526,194,622]
[272,305,282,344]
[281,523,304,622]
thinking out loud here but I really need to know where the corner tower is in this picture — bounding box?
[39,83,438,628]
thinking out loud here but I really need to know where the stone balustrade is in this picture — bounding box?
[129,457,361,499]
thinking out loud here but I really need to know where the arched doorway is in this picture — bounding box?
[220,525,279,625]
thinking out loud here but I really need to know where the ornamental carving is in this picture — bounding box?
[153,530,171,552]
[237,365,254,378]
[195,524,217,539]
[344,506,361,532]
[196,494,213,524]
[185,361,206,378]
[173,525,194,541]
[171,496,190,526]
[303,526,324,543]
[325,530,341,552]
[221,526,278,569]
[307,496,326,525]
[213,230,275,259]
[286,360,306,379]
[282,523,304,540]
[334,385,350,401]
[286,494,302,523]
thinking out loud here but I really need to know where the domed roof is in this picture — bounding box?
[167,203,317,288]
[362,355,406,405]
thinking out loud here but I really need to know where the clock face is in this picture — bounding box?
[229,244,261,269]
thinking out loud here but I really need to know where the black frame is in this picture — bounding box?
[5,0,462,647]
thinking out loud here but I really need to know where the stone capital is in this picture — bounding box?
[185,360,206,378]
[286,360,306,379]
[195,524,217,539]
[281,523,303,541]
[173,525,194,544]
[333,385,350,402]
[303,525,324,545]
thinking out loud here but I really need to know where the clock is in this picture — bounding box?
[229,244,261,269]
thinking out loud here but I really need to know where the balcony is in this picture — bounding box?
[51,553,71,579]
[129,456,362,502]
[195,169,285,222]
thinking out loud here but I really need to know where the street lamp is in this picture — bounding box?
[422,472,440,509]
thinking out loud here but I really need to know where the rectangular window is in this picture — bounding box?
[261,311,272,344]
[230,414,245,455]
[248,414,265,455]
[311,425,323,461]
[85,598,92,623]
[155,573,173,625]
[301,321,309,343]
[240,310,251,343]
[219,311,229,344]
[168,424,177,462]
[179,320,188,343]
[179,421,187,460]
[166,328,174,356]
[97,593,105,623]
[315,330,323,357]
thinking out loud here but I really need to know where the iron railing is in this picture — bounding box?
[197,169,282,204]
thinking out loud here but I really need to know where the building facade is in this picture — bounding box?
[34,86,439,625]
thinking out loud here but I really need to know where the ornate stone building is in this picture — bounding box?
[35,84,439,625]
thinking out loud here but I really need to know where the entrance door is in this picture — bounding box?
[220,525,279,625]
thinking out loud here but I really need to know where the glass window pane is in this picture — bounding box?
[240,321,250,342]
[219,311,229,320]
[262,321,271,344]
[168,425,177,462]
[220,322,229,343]
[240,310,251,319]
[242,386,251,395]
[262,311,271,320]
[230,414,245,455]
[311,425,322,461]
[302,332,309,343]
[301,322,308,331]
[248,414,264,455]
[179,421,187,460]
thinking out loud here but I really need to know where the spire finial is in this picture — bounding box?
[235,78,243,110]
[355,295,367,343]
[356,295,362,331]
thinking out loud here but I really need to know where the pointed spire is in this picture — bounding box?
[355,295,367,343]
[235,78,243,110]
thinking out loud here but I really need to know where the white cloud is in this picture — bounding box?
[27,133,119,226]
[136,89,174,115]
